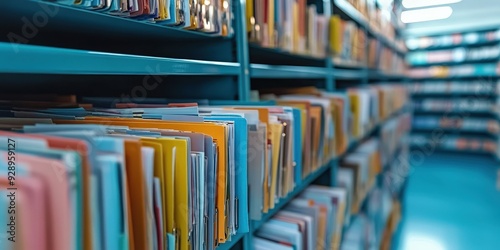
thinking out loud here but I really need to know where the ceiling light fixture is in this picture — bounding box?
[402,0,462,9]
[401,6,453,23]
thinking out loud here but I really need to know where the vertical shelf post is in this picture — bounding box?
[362,23,369,86]
[234,0,251,101]
[326,57,335,92]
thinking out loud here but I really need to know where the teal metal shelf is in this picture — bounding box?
[0,43,241,75]
[250,64,329,79]
[410,74,500,80]
[1,0,224,42]
[412,128,499,139]
[409,144,497,158]
[0,1,413,249]
[368,70,408,80]
[409,57,500,67]
[410,40,500,52]
[411,92,498,97]
[334,0,406,55]
[217,233,245,250]
[407,28,500,51]
[412,109,497,116]
[333,58,367,69]
[249,44,326,67]
[334,68,368,80]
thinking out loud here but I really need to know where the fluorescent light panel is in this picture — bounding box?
[401,6,453,23]
[402,0,462,9]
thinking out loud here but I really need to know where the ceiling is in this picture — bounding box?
[403,0,500,37]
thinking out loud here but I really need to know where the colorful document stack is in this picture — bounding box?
[341,186,399,250]
[368,38,406,74]
[380,113,411,168]
[372,85,408,121]
[0,94,345,249]
[253,185,347,250]
[247,0,329,57]
[338,138,381,215]
[347,84,407,139]
[0,98,257,250]
[330,15,366,66]
[260,86,349,171]
[47,0,232,36]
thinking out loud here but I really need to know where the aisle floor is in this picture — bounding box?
[393,152,500,250]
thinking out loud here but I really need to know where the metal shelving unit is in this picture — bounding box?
[0,43,242,75]
[0,0,411,249]
[407,28,500,161]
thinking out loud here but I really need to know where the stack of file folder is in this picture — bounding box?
[330,15,366,66]
[339,138,408,250]
[338,138,381,216]
[259,86,350,164]
[247,0,329,57]
[368,39,406,74]
[341,186,399,250]
[0,93,357,250]
[347,85,408,139]
[380,113,411,167]
[253,185,348,250]
[44,0,233,36]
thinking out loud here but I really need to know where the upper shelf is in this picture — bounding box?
[1,1,224,42]
[409,57,500,68]
[249,44,326,67]
[334,0,406,55]
[406,29,500,51]
[0,42,241,75]
[368,70,408,80]
[408,63,500,79]
[250,64,329,79]
[250,63,381,81]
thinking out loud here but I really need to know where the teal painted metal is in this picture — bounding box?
[368,70,408,80]
[334,68,368,79]
[326,57,335,91]
[409,57,500,67]
[0,42,241,75]
[1,0,225,41]
[217,233,245,250]
[234,0,251,101]
[250,64,329,79]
